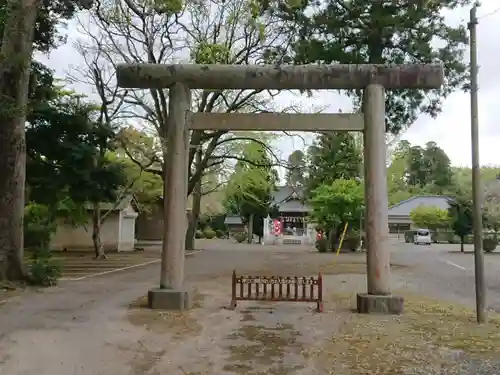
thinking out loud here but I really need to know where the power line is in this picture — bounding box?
[478,6,500,20]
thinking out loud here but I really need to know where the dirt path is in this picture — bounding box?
[2,244,500,374]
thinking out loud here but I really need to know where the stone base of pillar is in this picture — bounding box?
[148,286,193,310]
[356,293,404,315]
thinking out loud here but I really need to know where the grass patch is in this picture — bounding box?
[316,292,500,374]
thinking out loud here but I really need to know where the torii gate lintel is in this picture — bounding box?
[116,63,444,315]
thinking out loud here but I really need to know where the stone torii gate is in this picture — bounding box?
[116,63,443,314]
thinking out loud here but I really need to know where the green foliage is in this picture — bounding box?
[404,230,417,243]
[192,42,232,64]
[234,232,247,243]
[405,142,454,192]
[26,94,128,207]
[0,0,92,53]
[448,197,473,248]
[215,229,225,238]
[387,140,456,201]
[23,203,57,250]
[199,213,227,233]
[195,229,204,239]
[203,227,216,239]
[114,127,163,206]
[409,206,450,231]
[306,133,362,195]
[483,238,497,253]
[343,231,360,251]
[309,179,364,233]
[269,0,469,134]
[453,166,500,197]
[224,140,278,235]
[150,0,183,14]
[483,178,500,232]
[285,150,306,188]
[29,248,61,287]
[315,238,328,253]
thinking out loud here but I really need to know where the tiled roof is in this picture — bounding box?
[272,186,310,212]
[388,195,450,216]
[224,215,243,225]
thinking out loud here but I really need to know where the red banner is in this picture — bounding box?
[273,219,281,235]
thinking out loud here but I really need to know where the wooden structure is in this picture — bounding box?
[230,270,324,312]
[116,62,444,314]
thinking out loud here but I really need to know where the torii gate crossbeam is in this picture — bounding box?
[116,63,444,314]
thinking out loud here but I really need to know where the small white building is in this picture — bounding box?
[50,196,139,252]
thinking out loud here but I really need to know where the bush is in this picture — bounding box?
[234,232,247,243]
[483,238,498,252]
[195,229,204,239]
[215,229,225,238]
[342,232,360,251]
[29,248,61,286]
[404,230,417,243]
[315,238,329,253]
[24,203,57,250]
[203,227,216,239]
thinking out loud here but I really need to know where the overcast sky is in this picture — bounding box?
[37,1,500,170]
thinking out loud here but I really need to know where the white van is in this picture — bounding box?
[414,229,432,245]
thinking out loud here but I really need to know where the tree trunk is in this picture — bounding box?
[247,213,254,244]
[460,236,464,252]
[328,228,336,252]
[0,0,40,281]
[185,200,200,250]
[185,150,202,250]
[92,202,106,259]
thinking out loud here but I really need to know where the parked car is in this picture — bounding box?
[414,229,432,245]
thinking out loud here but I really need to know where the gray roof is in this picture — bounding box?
[388,195,450,217]
[84,195,139,212]
[224,215,243,225]
[272,186,311,212]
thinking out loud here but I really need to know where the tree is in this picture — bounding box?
[406,146,426,187]
[448,197,473,252]
[387,140,427,205]
[224,141,278,243]
[73,0,294,250]
[285,150,306,188]
[422,141,453,193]
[0,0,93,280]
[386,139,456,204]
[387,140,410,190]
[112,127,164,208]
[483,177,500,236]
[26,94,128,259]
[452,166,500,196]
[266,0,469,135]
[409,206,449,232]
[306,132,362,195]
[308,178,364,250]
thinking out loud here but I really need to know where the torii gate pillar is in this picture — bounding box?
[116,63,444,314]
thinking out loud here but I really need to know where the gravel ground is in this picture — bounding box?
[1,241,500,374]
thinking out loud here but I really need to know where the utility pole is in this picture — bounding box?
[468,2,487,324]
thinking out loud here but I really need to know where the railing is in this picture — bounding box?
[230,270,323,312]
